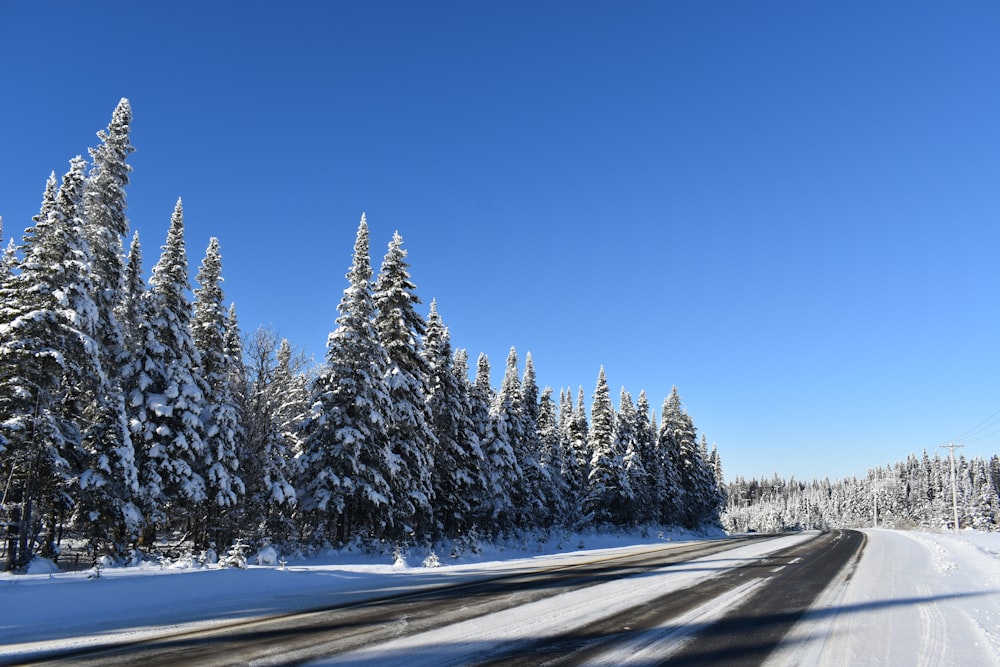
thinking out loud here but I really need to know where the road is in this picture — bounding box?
[17,530,863,667]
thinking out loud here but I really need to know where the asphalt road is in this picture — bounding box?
[485,529,865,666]
[16,530,864,667]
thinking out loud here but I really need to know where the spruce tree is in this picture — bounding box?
[516,353,550,527]
[657,387,690,525]
[633,390,658,524]
[564,386,590,511]
[473,353,515,533]
[537,387,569,525]
[557,388,578,514]
[615,388,643,526]
[689,433,722,528]
[423,303,485,539]
[298,214,392,544]
[78,101,139,551]
[132,199,207,538]
[373,231,435,540]
[490,348,529,530]
[192,238,244,546]
[709,442,726,508]
[452,348,491,533]
[1,213,19,277]
[584,367,628,525]
[0,160,103,567]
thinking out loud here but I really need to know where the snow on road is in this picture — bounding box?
[770,528,1000,667]
[309,532,813,666]
[1,528,998,665]
[0,530,725,662]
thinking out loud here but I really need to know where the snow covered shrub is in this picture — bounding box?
[169,554,201,569]
[220,538,249,569]
[423,551,441,568]
[256,545,279,566]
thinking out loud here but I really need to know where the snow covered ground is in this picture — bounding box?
[1,528,998,665]
[772,528,1000,667]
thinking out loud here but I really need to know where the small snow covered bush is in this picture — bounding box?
[256,545,279,566]
[220,538,249,569]
[423,551,441,568]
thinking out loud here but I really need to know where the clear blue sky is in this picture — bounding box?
[2,1,999,482]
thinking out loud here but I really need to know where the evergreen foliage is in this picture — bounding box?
[516,353,550,527]
[132,199,208,536]
[192,238,245,546]
[537,387,570,523]
[1,159,104,565]
[0,101,742,570]
[240,329,302,545]
[373,232,435,540]
[723,451,1000,533]
[298,215,393,544]
[423,302,485,539]
[584,367,625,524]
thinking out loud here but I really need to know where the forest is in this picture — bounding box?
[723,450,1000,533]
[0,100,725,571]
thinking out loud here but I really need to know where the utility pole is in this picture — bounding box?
[941,443,964,532]
[873,465,878,528]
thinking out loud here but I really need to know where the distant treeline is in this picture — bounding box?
[723,451,1000,533]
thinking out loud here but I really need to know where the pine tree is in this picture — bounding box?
[473,352,515,533]
[80,100,136,538]
[1,214,19,277]
[616,388,644,526]
[537,387,569,525]
[657,387,691,525]
[423,302,485,539]
[637,391,660,523]
[690,434,722,528]
[373,231,435,540]
[192,238,245,546]
[516,353,550,527]
[118,232,146,359]
[132,199,207,538]
[298,214,392,544]
[0,160,103,567]
[565,386,590,510]
[489,348,529,530]
[709,442,726,508]
[557,388,578,515]
[584,367,628,525]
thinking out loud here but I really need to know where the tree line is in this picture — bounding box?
[0,100,725,570]
[722,450,1000,533]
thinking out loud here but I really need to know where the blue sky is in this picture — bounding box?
[2,1,999,482]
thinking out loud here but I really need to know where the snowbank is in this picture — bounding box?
[0,528,717,658]
[3,527,997,666]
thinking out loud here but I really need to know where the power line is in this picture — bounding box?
[963,425,1000,444]
[950,407,1000,443]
